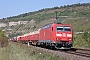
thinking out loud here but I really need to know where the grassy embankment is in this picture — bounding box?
[0,42,66,60]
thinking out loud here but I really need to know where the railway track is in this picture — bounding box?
[29,42,90,58]
[38,46,90,58]
[35,46,90,60]
[61,48,90,58]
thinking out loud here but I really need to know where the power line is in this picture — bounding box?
[65,0,72,4]
[65,0,83,4]
[77,0,83,3]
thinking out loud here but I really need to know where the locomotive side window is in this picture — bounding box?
[52,27,53,31]
[57,26,71,32]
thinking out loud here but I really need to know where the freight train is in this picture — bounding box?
[11,23,73,49]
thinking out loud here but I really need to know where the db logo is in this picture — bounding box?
[62,33,66,37]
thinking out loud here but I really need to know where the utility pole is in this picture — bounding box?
[55,11,61,24]
[55,11,58,21]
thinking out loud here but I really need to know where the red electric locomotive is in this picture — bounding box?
[38,23,73,49]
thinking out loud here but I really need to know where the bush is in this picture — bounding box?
[82,32,90,42]
[0,29,8,47]
[0,37,8,47]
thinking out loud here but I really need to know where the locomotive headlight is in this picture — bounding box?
[56,38,60,42]
[56,38,59,40]
[68,38,71,40]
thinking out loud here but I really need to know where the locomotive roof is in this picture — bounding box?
[41,23,71,30]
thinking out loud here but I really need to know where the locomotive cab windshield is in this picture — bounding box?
[57,26,71,32]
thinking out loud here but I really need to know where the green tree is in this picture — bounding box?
[0,29,8,47]
[82,32,90,42]
[0,30,4,37]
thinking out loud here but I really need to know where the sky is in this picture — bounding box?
[0,0,90,19]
